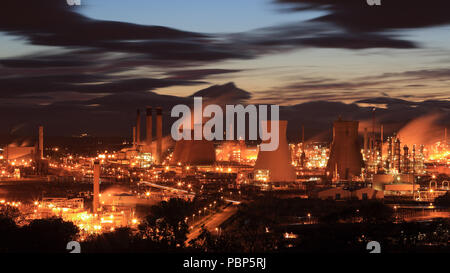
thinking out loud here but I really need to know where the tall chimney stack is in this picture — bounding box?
[445,128,448,148]
[38,126,44,159]
[301,125,306,168]
[146,107,153,148]
[156,107,163,164]
[136,109,141,146]
[363,127,368,161]
[93,160,100,213]
[132,126,136,149]
[380,124,384,162]
[301,125,305,144]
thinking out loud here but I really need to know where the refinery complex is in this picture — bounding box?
[0,106,449,243]
[2,0,450,260]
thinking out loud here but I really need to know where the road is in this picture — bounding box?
[403,211,450,222]
[186,204,238,243]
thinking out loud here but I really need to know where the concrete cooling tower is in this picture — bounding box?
[254,120,296,182]
[171,133,216,165]
[326,118,364,180]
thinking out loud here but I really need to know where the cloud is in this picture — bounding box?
[166,69,241,80]
[0,49,238,99]
[0,81,448,141]
[0,0,256,68]
[276,0,450,32]
[0,82,252,136]
[254,67,450,105]
[272,0,450,50]
[230,22,416,51]
[1,0,449,138]
[2,0,446,69]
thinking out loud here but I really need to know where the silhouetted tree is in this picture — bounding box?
[19,217,79,253]
[0,216,19,252]
[139,198,190,247]
[435,192,450,207]
[82,227,134,253]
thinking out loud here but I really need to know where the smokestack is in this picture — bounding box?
[380,124,384,143]
[38,126,44,159]
[363,128,368,161]
[445,128,448,147]
[380,124,384,164]
[132,126,136,149]
[301,125,305,144]
[146,107,153,147]
[136,109,141,145]
[371,108,375,164]
[239,138,246,162]
[301,125,306,168]
[156,107,163,164]
[93,160,100,213]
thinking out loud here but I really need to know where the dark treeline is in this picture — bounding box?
[0,216,78,253]
[0,197,449,253]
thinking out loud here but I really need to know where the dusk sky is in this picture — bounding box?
[1,0,449,136]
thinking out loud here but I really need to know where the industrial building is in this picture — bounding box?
[116,107,164,167]
[318,187,383,200]
[3,126,44,162]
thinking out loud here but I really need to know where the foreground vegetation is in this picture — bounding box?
[0,197,448,253]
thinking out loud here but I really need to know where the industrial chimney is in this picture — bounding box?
[300,125,306,168]
[380,124,384,162]
[445,128,448,148]
[132,126,136,149]
[93,160,100,214]
[146,107,153,148]
[156,107,163,164]
[38,126,44,159]
[136,109,141,146]
[363,127,368,162]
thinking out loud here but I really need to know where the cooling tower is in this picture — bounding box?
[326,118,364,180]
[171,131,216,165]
[93,160,100,213]
[254,120,296,182]
[172,139,186,164]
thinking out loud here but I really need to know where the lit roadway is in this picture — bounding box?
[139,181,191,193]
[186,204,239,244]
[402,211,450,222]
[138,181,242,243]
[139,181,196,199]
